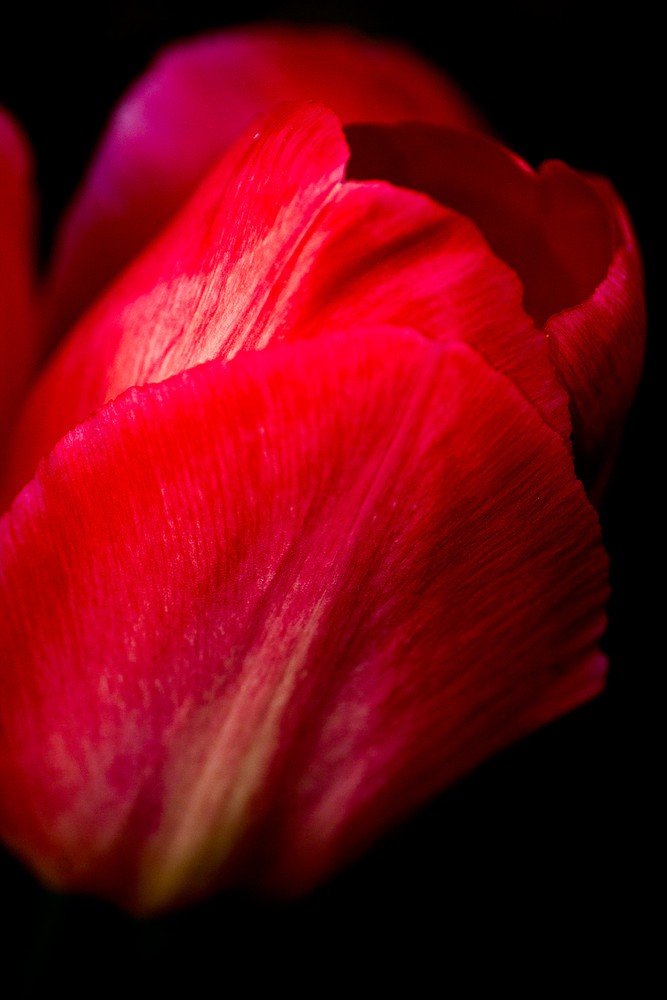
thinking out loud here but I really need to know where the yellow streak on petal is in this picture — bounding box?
[136,596,325,912]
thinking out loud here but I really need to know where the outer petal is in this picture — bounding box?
[0,107,35,448]
[2,103,568,509]
[0,327,608,915]
[347,123,646,495]
[40,23,486,344]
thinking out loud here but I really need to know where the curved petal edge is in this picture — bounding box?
[0,327,609,914]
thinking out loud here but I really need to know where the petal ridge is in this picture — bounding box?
[0,325,609,912]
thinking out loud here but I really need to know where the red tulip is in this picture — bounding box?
[0,23,645,915]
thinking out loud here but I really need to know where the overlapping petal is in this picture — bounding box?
[0,326,608,915]
[346,123,646,495]
[0,21,645,919]
[1,102,569,510]
[544,176,646,501]
[40,23,486,346]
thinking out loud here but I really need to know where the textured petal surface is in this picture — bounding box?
[347,123,646,492]
[2,103,568,509]
[40,23,486,345]
[0,107,35,449]
[0,326,608,915]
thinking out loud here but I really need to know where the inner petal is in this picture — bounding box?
[346,122,615,325]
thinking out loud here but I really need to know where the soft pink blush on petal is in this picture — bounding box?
[0,327,608,915]
[347,123,646,496]
[0,107,36,449]
[40,23,488,346]
[1,103,569,509]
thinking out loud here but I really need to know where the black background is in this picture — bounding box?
[0,3,659,993]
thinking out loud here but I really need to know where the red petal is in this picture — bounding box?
[347,123,616,326]
[40,23,486,345]
[544,176,646,501]
[2,102,568,509]
[2,101,348,503]
[0,107,36,448]
[346,123,646,493]
[0,327,608,914]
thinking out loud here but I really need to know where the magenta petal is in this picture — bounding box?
[40,23,487,345]
[0,326,608,914]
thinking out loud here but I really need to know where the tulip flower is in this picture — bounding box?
[0,23,645,915]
